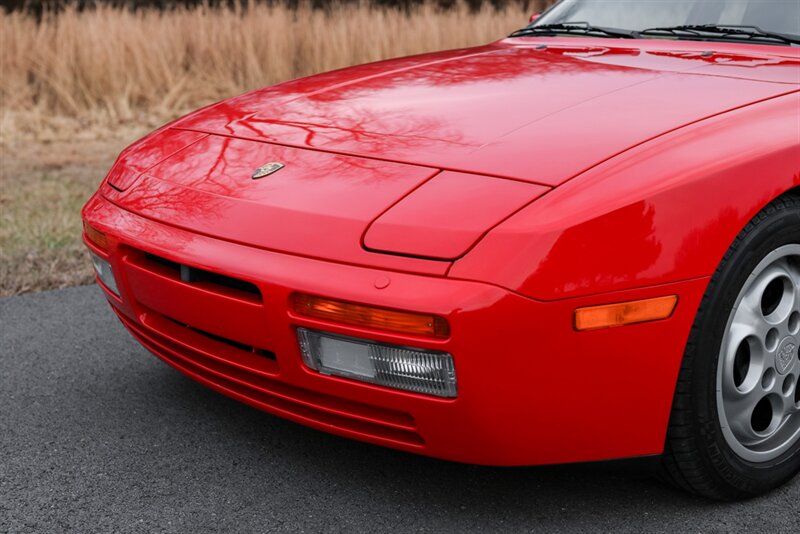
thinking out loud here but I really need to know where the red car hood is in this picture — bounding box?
[105,39,799,269]
[172,38,799,186]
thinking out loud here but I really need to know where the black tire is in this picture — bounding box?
[659,192,800,500]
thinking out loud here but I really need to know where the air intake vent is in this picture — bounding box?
[143,252,261,300]
[163,315,276,360]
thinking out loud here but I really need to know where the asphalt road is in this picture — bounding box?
[2,285,799,533]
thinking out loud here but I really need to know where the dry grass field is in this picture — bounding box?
[0,1,538,296]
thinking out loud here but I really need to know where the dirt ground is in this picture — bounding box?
[0,125,150,296]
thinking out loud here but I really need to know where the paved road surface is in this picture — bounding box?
[2,286,799,533]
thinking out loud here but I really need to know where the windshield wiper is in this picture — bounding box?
[641,25,800,46]
[510,22,639,40]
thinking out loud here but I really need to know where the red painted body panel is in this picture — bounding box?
[104,135,450,273]
[364,172,549,260]
[450,91,800,300]
[82,36,800,465]
[106,129,208,191]
[83,195,708,464]
[171,39,799,186]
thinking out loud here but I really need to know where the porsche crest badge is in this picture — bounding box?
[251,162,285,179]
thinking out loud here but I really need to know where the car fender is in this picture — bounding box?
[450,91,800,302]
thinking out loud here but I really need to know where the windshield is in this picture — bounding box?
[533,0,800,40]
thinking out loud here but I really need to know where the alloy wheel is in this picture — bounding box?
[717,244,800,463]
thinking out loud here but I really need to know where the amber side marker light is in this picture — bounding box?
[291,293,450,338]
[83,222,108,250]
[575,295,679,331]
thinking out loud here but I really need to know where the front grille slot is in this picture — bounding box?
[163,315,276,360]
[141,252,262,301]
[145,253,181,272]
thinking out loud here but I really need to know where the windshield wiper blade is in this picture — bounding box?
[641,25,800,46]
[510,22,638,40]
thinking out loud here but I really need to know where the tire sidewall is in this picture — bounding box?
[691,200,800,495]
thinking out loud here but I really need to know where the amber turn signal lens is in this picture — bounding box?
[83,222,108,250]
[575,295,678,331]
[291,293,450,338]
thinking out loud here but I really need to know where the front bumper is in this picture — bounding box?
[83,193,709,466]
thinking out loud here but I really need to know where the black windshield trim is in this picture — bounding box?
[510,22,639,40]
[640,24,800,46]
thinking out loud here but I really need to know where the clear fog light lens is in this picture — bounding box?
[90,252,119,295]
[297,328,457,398]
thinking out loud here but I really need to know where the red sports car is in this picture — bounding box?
[81,0,800,499]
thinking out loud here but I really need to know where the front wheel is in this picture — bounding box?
[660,193,800,500]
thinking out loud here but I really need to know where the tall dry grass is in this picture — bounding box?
[1,2,534,139]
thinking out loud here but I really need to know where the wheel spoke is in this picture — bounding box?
[732,297,770,339]
[778,257,800,293]
[780,393,798,417]
[721,389,762,440]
